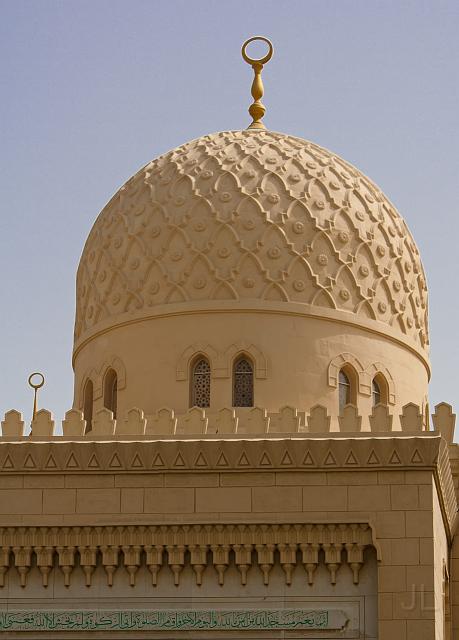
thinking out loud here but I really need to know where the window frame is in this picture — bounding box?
[232,355,254,407]
[190,356,211,408]
[103,368,118,418]
[83,378,94,433]
[372,373,388,407]
[338,365,357,413]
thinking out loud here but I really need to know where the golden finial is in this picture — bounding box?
[241,36,273,130]
[28,372,45,421]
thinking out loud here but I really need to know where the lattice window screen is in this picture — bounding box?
[191,359,211,407]
[233,358,254,407]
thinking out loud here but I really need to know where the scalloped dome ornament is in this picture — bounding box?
[74,38,428,356]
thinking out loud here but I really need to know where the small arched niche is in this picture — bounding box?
[103,368,118,418]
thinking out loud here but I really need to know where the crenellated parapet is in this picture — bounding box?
[1,402,456,439]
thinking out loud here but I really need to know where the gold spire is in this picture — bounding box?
[241,36,273,130]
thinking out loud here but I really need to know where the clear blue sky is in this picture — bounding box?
[1,0,458,431]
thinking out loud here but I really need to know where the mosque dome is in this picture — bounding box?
[72,128,430,426]
[75,129,428,353]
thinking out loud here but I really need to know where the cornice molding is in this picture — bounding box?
[0,435,444,474]
[0,435,455,536]
[72,300,431,375]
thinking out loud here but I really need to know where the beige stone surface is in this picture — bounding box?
[69,129,431,427]
[196,487,251,512]
[0,432,454,639]
[3,44,459,638]
[144,487,195,513]
[75,131,428,349]
[43,488,76,514]
[74,313,430,424]
[75,488,120,513]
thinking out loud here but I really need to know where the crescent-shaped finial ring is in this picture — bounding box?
[241,36,273,66]
[28,371,45,390]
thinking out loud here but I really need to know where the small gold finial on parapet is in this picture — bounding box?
[28,372,45,421]
[241,36,273,130]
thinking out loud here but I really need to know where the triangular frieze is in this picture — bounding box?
[410,449,424,464]
[302,450,315,466]
[366,450,381,465]
[87,453,101,469]
[237,452,251,467]
[216,451,229,467]
[44,453,58,469]
[194,452,209,468]
[323,451,337,466]
[65,452,80,469]
[280,450,293,466]
[173,452,186,468]
[23,453,37,469]
[109,453,122,468]
[258,452,273,467]
[130,453,144,469]
[152,452,165,468]
[2,454,14,470]
[344,450,358,465]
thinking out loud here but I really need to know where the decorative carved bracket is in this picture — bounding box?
[0,523,373,590]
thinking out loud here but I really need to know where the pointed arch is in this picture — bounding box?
[79,367,97,405]
[305,177,334,205]
[214,169,241,193]
[334,264,365,310]
[103,368,118,418]
[328,353,365,393]
[176,343,219,381]
[363,362,395,405]
[357,299,377,320]
[233,252,269,298]
[260,170,289,198]
[338,368,351,413]
[223,342,267,379]
[190,356,211,408]
[262,282,289,302]
[211,280,238,301]
[371,376,385,407]
[164,283,188,303]
[338,364,358,413]
[83,379,94,433]
[95,356,126,401]
[232,354,254,407]
[312,288,336,309]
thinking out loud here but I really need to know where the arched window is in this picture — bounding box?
[372,374,388,406]
[339,370,351,413]
[372,379,381,406]
[190,358,211,408]
[103,368,118,418]
[233,357,254,407]
[338,366,357,414]
[83,379,93,433]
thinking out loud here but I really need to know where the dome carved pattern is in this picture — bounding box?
[75,130,428,348]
